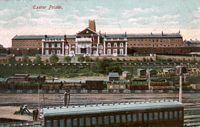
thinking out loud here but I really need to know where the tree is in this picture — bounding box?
[78,55,85,62]
[49,54,59,64]
[33,55,42,64]
[106,63,122,74]
[95,58,123,74]
[22,55,31,63]
[7,55,16,64]
[85,56,92,62]
[64,56,71,62]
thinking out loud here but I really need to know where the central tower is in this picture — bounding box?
[89,19,96,32]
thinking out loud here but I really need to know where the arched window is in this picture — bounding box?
[114,43,117,47]
[107,43,111,47]
[120,43,124,47]
[99,45,103,49]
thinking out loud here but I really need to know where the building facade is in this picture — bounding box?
[12,35,43,49]
[12,20,184,56]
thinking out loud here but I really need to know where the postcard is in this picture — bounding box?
[0,0,200,127]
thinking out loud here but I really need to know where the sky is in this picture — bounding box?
[0,0,200,47]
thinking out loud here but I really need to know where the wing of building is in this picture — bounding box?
[12,20,184,56]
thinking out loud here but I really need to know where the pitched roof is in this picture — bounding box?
[44,35,64,40]
[102,33,182,39]
[12,35,76,40]
[77,27,97,35]
[43,100,183,117]
[66,35,76,38]
[12,35,44,40]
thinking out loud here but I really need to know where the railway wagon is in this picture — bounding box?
[83,80,105,90]
[43,100,184,127]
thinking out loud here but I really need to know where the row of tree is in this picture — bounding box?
[7,55,123,75]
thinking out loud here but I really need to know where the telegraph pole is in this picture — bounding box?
[176,66,187,103]
[179,73,182,103]
[64,90,70,107]
[147,69,151,90]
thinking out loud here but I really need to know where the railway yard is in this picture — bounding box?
[0,92,200,126]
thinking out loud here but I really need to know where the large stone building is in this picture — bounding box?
[12,20,184,56]
[12,35,43,49]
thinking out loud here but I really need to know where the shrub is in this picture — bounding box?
[64,56,71,62]
[33,55,42,64]
[78,56,85,62]
[49,54,59,64]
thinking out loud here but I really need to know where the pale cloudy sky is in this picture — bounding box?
[0,0,200,47]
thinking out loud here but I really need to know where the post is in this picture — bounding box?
[64,90,70,107]
[38,83,40,108]
[42,41,44,55]
[147,69,151,90]
[179,75,182,103]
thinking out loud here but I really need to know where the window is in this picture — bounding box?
[143,113,148,121]
[57,43,61,48]
[169,111,173,120]
[107,49,111,55]
[73,118,78,127]
[174,111,178,119]
[86,117,91,126]
[113,49,117,55]
[99,45,103,49]
[149,112,153,121]
[159,112,163,120]
[104,116,109,125]
[52,43,55,48]
[107,43,111,47]
[53,120,58,127]
[138,113,142,121]
[51,50,55,55]
[92,117,97,125]
[120,49,124,55]
[127,114,132,122]
[60,119,64,127]
[132,114,137,122]
[45,50,49,55]
[110,116,115,124]
[79,118,84,127]
[98,116,103,125]
[46,120,51,127]
[114,43,117,47]
[66,119,72,127]
[122,115,126,123]
[45,43,49,48]
[164,111,168,120]
[57,50,60,54]
[179,111,183,120]
[116,115,120,123]
[154,112,158,120]
[120,43,124,47]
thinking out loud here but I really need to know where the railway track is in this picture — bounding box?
[184,103,200,127]
[0,93,200,126]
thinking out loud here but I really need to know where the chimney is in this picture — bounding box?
[64,35,67,41]
[89,19,96,32]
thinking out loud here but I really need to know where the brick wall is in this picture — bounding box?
[12,39,42,49]
[127,38,183,48]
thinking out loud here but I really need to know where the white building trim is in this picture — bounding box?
[42,41,44,55]
[125,41,127,56]
[62,41,64,56]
